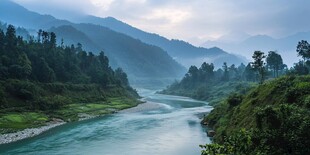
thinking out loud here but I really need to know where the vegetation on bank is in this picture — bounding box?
[198,41,310,154]
[160,36,310,154]
[0,25,140,134]
[201,75,310,155]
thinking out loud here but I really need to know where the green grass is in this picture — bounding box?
[51,97,139,122]
[0,112,49,134]
[0,97,140,134]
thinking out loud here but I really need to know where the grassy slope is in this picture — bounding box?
[205,75,310,141]
[0,80,140,134]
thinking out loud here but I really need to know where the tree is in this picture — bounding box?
[291,61,309,75]
[0,30,5,54]
[199,62,214,82]
[5,25,17,58]
[296,40,310,61]
[188,65,199,79]
[243,63,255,82]
[34,58,56,82]
[115,68,129,86]
[50,32,56,49]
[266,51,283,78]
[222,62,229,81]
[229,64,238,80]
[251,51,266,84]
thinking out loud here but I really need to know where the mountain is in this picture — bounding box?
[0,0,186,85]
[76,15,246,68]
[0,0,70,29]
[203,32,310,67]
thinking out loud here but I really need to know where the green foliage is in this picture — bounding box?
[296,40,310,61]
[266,51,284,78]
[251,51,266,84]
[160,61,255,106]
[204,75,310,155]
[0,25,140,133]
[227,93,243,108]
[200,129,253,155]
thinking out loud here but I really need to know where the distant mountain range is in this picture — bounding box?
[76,15,246,68]
[203,32,310,67]
[0,0,246,85]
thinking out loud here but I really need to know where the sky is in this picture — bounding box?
[12,0,310,46]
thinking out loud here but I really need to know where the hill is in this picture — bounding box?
[202,75,310,154]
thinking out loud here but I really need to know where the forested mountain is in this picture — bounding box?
[77,16,246,68]
[0,0,186,85]
[0,25,140,133]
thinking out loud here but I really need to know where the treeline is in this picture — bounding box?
[161,41,310,104]
[0,25,138,110]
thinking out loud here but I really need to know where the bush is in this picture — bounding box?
[5,80,38,100]
[227,93,243,107]
[35,95,71,110]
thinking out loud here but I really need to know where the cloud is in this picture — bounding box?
[12,0,310,45]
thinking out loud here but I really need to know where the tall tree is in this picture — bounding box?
[199,62,214,82]
[5,25,17,58]
[115,68,129,86]
[251,51,266,84]
[222,62,229,81]
[266,51,283,78]
[243,63,255,81]
[296,40,310,61]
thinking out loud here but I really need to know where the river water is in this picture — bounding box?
[0,89,212,155]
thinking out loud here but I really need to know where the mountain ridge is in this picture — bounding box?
[76,15,246,67]
[0,0,186,85]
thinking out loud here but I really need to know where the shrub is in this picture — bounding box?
[227,93,243,107]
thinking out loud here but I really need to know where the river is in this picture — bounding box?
[0,88,212,155]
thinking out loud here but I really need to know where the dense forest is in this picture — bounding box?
[0,24,140,133]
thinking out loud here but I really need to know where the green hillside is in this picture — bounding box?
[202,75,310,154]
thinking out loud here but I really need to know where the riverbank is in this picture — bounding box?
[0,118,65,145]
[0,99,145,145]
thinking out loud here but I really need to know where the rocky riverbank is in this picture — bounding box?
[0,119,65,145]
[0,100,156,145]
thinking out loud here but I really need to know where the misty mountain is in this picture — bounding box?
[203,32,310,67]
[0,0,186,84]
[76,15,246,67]
[0,0,70,29]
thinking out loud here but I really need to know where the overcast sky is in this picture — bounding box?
[13,0,310,45]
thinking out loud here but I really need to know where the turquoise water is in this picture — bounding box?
[0,89,212,155]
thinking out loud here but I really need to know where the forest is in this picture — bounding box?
[160,39,310,154]
[0,25,139,134]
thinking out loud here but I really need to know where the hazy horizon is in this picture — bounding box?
[12,0,310,46]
